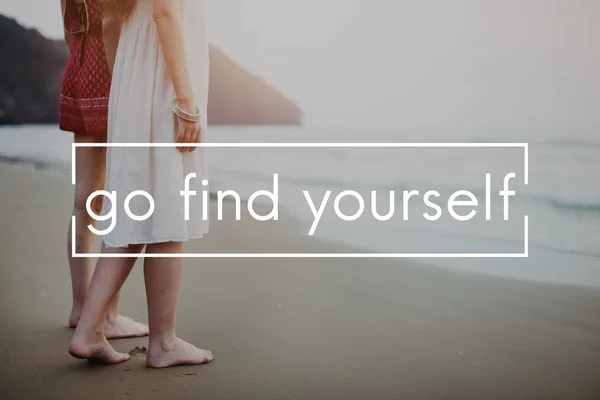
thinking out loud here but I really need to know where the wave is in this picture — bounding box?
[530,196,600,213]
[8,154,590,217]
[0,154,70,175]
[213,167,600,215]
[391,224,600,259]
[3,148,599,212]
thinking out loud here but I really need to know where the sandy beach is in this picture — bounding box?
[1,163,599,399]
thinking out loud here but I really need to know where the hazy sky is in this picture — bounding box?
[2,0,599,134]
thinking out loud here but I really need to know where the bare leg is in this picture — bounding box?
[68,243,143,363]
[144,242,213,368]
[68,136,105,327]
[68,136,148,338]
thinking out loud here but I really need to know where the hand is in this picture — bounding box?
[175,99,201,153]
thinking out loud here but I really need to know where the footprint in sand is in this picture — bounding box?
[127,346,148,356]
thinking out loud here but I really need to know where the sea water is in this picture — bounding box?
[1,125,598,286]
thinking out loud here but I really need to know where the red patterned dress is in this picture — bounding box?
[59,0,111,139]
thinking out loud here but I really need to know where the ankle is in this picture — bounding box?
[105,311,120,326]
[71,300,84,313]
[69,304,84,325]
[73,324,105,341]
[149,332,177,350]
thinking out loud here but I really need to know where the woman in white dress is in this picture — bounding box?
[69,0,213,367]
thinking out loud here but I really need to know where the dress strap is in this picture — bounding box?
[76,1,89,67]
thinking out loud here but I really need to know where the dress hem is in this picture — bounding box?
[103,233,207,249]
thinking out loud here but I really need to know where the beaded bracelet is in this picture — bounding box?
[171,99,203,122]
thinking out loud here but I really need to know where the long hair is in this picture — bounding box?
[100,0,136,21]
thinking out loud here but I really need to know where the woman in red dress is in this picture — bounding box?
[59,0,148,338]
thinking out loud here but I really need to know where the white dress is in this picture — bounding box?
[101,0,210,248]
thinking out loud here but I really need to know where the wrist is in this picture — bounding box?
[177,97,196,114]
[171,99,203,123]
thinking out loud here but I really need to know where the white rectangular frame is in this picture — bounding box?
[72,142,529,258]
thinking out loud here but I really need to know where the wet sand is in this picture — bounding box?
[1,164,599,400]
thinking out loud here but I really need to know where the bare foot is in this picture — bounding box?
[147,337,214,369]
[70,313,149,339]
[104,316,150,339]
[69,334,130,364]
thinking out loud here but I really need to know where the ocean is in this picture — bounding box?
[1,125,599,286]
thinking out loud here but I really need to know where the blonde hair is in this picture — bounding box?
[100,0,136,21]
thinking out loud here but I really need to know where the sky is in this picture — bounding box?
[2,0,599,135]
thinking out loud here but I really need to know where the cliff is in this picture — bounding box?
[0,15,303,126]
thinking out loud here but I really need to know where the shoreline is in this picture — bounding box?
[1,124,600,286]
[2,160,600,288]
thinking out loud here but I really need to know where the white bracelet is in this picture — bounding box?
[171,99,202,122]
